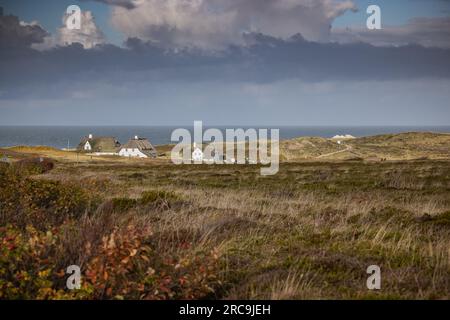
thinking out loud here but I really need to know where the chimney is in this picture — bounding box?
[134,135,138,140]
[88,134,93,139]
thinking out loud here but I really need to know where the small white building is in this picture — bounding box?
[77,134,121,155]
[118,136,157,158]
[192,147,203,162]
[1,155,10,163]
[332,134,355,140]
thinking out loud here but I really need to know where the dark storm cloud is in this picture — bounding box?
[1,14,450,99]
[1,35,450,99]
[0,13,48,48]
[332,17,450,48]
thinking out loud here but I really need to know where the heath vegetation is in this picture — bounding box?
[0,132,449,299]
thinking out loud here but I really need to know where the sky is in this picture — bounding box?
[0,0,449,125]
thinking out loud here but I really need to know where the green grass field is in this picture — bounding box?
[0,132,449,299]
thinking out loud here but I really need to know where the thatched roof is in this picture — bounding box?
[121,137,157,158]
[77,136,121,153]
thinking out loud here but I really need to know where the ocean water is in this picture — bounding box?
[0,126,449,149]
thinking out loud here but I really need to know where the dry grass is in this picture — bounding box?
[23,156,447,300]
[281,132,450,161]
[1,135,450,299]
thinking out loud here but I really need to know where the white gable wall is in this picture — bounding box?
[84,141,92,151]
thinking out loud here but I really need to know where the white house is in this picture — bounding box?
[84,136,92,151]
[118,136,157,158]
[191,144,224,163]
[192,147,203,162]
[332,134,355,140]
[1,155,10,163]
[77,134,121,155]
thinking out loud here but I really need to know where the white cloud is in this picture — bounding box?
[110,0,356,50]
[32,10,106,50]
[59,10,106,49]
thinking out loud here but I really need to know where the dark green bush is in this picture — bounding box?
[112,197,137,211]
[0,169,88,229]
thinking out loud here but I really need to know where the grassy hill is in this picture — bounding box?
[280,137,347,160]
[281,132,450,161]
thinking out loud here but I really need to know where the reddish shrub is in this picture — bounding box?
[81,225,221,300]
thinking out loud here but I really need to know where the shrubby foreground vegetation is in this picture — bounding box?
[0,134,449,299]
[0,163,220,299]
